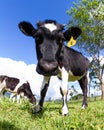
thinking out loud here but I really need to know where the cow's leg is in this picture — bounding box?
[0,92,3,100]
[17,95,21,103]
[10,93,14,100]
[10,93,16,102]
[60,67,69,116]
[78,75,88,109]
[0,83,6,99]
[35,76,50,113]
[0,90,4,98]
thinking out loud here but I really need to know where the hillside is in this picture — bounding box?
[0,98,104,130]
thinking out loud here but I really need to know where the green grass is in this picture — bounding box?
[0,97,104,130]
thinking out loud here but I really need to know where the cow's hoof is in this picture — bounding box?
[81,104,88,109]
[62,106,69,116]
[62,112,69,116]
[33,105,42,114]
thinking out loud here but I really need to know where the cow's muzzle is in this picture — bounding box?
[36,59,59,76]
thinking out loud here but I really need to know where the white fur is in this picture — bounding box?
[62,96,69,116]
[82,104,86,109]
[0,80,6,92]
[60,67,69,115]
[58,67,85,82]
[44,23,57,32]
[61,67,68,91]
[40,76,50,92]
[10,92,27,103]
[13,79,27,93]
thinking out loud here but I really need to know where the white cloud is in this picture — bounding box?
[46,76,61,100]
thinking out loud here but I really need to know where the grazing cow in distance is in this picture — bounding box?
[0,75,36,104]
[18,19,90,116]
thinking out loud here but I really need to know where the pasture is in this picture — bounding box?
[0,98,104,130]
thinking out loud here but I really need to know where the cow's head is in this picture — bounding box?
[18,20,81,76]
[18,82,36,104]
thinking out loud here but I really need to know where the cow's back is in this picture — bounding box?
[6,77,19,91]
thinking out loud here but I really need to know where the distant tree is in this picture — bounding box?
[72,94,83,100]
[68,85,78,100]
[67,0,104,99]
[89,56,104,99]
[48,97,52,101]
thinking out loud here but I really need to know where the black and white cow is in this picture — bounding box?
[0,75,36,104]
[18,20,90,116]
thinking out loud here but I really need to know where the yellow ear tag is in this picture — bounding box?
[67,36,76,47]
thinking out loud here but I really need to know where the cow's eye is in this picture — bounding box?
[35,33,43,44]
[56,33,65,44]
[60,37,65,43]
[57,36,65,44]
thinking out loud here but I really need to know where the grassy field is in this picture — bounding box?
[0,97,104,130]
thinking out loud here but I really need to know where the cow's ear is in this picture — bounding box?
[18,21,37,37]
[64,27,82,41]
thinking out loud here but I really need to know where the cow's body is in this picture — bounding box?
[58,46,89,81]
[0,75,36,104]
[18,20,90,115]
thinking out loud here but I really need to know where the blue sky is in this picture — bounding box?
[0,0,76,64]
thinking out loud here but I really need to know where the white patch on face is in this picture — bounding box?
[44,23,57,32]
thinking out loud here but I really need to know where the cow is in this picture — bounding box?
[0,75,36,104]
[18,19,90,116]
